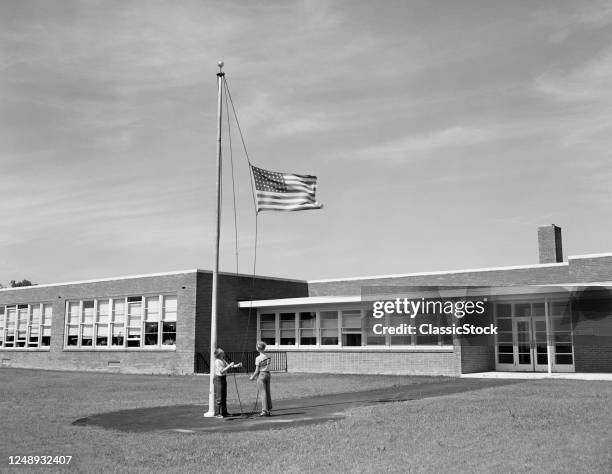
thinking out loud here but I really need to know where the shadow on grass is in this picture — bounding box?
[73,377,522,433]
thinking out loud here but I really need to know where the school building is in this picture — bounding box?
[0,225,610,375]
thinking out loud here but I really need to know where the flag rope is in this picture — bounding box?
[222,77,260,368]
[223,78,239,275]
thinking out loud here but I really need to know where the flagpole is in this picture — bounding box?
[204,60,224,417]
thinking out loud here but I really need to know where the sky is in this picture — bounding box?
[1,0,612,285]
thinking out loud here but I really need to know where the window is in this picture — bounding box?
[415,313,439,346]
[341,310,362,346]
[66,302,80,346]
[5,307,15,347]
[41,304,52,347]
[64,295,177,349]
[320,311,339,345]
[389,313,412,346]
[280,313,296,345]
[299,312,316,345]
[259,313,276,345]
[81,301,94,346]
[162,295,177,346]
[549,300,573,366]
[365,310,386,346]
[256,307,454,348]
[16,305,28,347]
[0,303,52,350]
[126,297,142,347]
[96,300,110,346]
[144,296,160,346]
[112,299,125,346]
[0,307,4,347]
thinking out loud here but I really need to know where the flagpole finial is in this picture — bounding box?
[218,60,224,71]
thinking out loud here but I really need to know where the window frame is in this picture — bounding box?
[256,306,453,350]
[0,303,53,351]
[63,294,177,351]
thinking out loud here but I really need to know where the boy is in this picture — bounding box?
[249,341,272,416]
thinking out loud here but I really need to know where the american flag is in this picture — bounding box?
[251,165,323,212]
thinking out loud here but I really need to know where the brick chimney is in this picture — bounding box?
[538,224,563,263]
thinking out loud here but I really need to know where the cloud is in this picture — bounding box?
[531,1,612,43]
[534,48,612,103]
[357,126,496,161]
[531,46,612,155]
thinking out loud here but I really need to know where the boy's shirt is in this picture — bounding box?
[255,353,271,372]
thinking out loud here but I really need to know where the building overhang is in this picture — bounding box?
[237,283,612,309]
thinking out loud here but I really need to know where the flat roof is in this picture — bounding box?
[306,263,567,283]
[4,251,612,294]
[0,269,306,292]
[306,252,612,284]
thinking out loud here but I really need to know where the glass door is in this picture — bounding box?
[532,317,549,372]
[514,317,534,371]
[495,300,575,373]
[548,301,575,372]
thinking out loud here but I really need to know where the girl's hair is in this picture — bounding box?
[214,348,224,358]
[256,341,266,352]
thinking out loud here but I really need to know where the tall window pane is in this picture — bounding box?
[127,298,142,347]
[163,296,177,321]
[320,311,339,345]
[162,296,177,345]
[299,312,316,345]
[81,301,94,346]
[260,313,276,345]
[341,310,362,346]
[112,299,125,346]
[29,304,41,347]
[365,310,386,346]
[5,307,16,347]
[0,307,4,347]
[95,300,109,346]
[144,297,160,346]
[389,314,412,346]
[280,313,296,345]
[16,305,28,347]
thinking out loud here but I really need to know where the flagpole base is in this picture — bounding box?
[203,410,216,418]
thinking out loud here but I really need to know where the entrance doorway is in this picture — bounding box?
[495,301,574,373]
[513,316,549,372]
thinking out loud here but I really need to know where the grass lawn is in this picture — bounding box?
[1,368,610,473]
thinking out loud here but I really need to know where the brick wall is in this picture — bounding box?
[284,350,459,376]
[459,344,494,373]
[569,255,612,282]
[194,272,308,371]
[572,294,612,372]
[0,271,307,375]
[0,272,197,374]
[308,265,571,297]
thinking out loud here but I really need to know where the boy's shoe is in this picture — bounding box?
[215,414,225,419]
[258,411,270,417]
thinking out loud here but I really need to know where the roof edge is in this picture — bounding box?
[307,262,568,284]
[0,269,306,292]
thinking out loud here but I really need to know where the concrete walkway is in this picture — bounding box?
[73,378,519,434]
[461,371,612,381]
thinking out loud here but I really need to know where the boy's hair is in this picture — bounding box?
[214,348,224,358]
[256,341,266,352]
